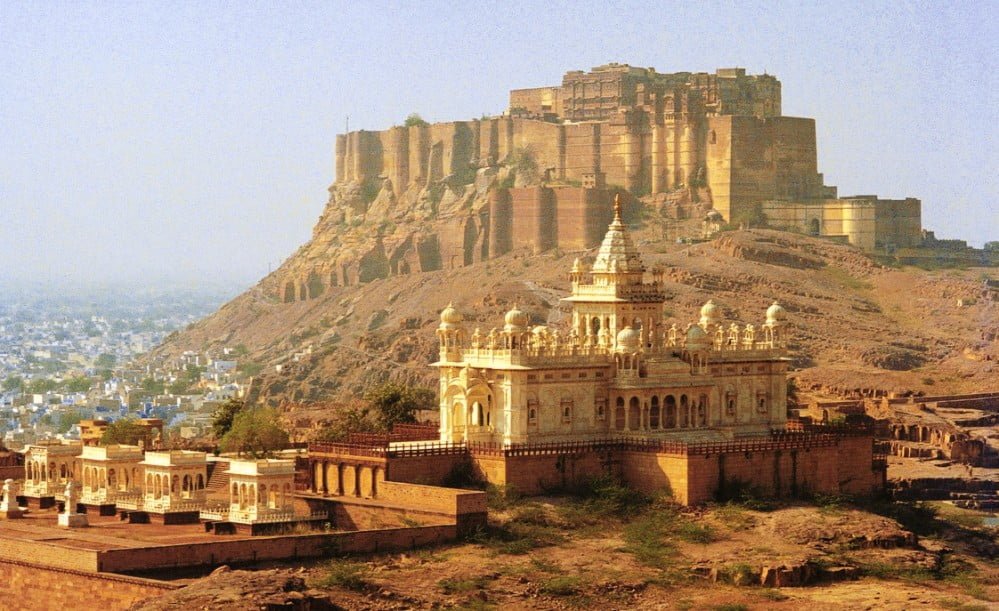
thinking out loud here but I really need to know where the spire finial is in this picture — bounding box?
[613,194,622,221]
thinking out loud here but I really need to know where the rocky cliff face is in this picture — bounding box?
[149,177,997,410]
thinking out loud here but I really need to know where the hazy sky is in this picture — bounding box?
[2,1,996,286]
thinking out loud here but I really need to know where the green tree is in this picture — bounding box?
[64,376,93,392]
[313,405,381,443]
[56,409,83,434]
[168,378,192,395]
[26,378,57,394]
[363,383,436,430]
[220,406,289,458]
[212,398,244,439]
[2,376,23,392]
[140,377,165,395]
[95,353,116,369]
[786,377,799,408]
[403,112,429,127]
[101,418,147,445]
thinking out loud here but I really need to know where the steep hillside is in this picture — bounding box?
[149,209,998,408]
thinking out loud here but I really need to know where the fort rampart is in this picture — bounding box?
[335,115,823,224]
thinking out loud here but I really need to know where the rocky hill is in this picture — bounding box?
[149,177,998,410]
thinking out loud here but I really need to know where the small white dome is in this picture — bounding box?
[439,303,463,326]
[504,305,529,330]
[616,326,641,352]
[766,300,786,325]
[699,299,721,326]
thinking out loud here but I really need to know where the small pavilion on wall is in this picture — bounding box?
[22,441,81,507]
[435,195,790,445]
[120,450,207,520]
[78,444,144,509]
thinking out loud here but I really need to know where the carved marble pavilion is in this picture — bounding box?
[436,196,789,445]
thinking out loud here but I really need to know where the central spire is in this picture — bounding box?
[591,194,644,276]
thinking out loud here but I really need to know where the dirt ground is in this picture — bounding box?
[142,494,999,611]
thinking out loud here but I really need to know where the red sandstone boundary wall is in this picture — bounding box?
[96,524,456,573]
[0,559,177,611]
[0,537,99,571]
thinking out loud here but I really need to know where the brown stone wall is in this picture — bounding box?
[0,537,99,571]
[510,119,561,174]
[96,525,458,573]
[563,122,602,181]
[835,436,884,496]
[0,560,177,611]
[488,188,513,257]
[552,187,612,250]
[874,197,922,248]
[619,451,691,502]
[478,450,611,495]
[387,453,464,485]
[510,187,556,253]
[329,500,453,530]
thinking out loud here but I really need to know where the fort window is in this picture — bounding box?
[615,397,626,430]
[665,395,677,428]
[650,396,660,428]
[528,408,537,424]
[561,398,573,423]
[596,399,606,420]
[756,392,768,414]
[709,130,717,144]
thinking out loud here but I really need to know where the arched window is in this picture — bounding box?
[650,396,660,429]
[615,397,626,430]
[665,395,677,428]
[561,398,573,423]
[628,397,640,431]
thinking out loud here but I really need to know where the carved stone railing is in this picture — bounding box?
[113,492,144,510]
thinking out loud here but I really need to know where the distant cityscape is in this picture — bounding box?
[0,283,246,449]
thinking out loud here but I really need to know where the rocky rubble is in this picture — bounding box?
[129,566,338,611]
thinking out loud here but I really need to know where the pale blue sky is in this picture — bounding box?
[1,1,995,285]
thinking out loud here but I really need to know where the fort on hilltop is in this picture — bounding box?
[280,63,928,302]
